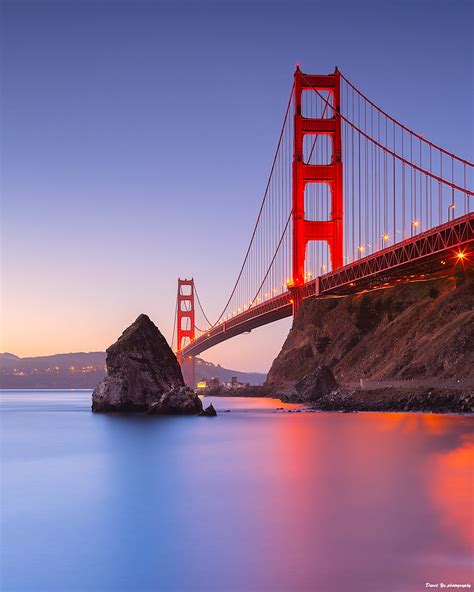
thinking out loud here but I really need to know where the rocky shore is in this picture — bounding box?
[310,387,474,414]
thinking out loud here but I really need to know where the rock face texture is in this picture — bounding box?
[313,387,474,413]
[280,366,338,403]
[266,271,474,396]
[148,387,203,415]
[200,403,218,417]
[92,314,202,414]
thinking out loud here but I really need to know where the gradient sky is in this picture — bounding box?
[1,0,473,372]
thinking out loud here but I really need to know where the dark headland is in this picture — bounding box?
[205,270,473,413]
[263,271,474,413]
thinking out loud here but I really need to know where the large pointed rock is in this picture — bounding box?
[92,314,201,413]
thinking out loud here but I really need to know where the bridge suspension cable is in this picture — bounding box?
[339,71,473,167]
[194,284,213,330]
[198,83,296,329]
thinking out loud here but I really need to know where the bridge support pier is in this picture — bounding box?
[180,355,196,387]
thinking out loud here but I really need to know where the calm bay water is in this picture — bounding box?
[0,390,472,592]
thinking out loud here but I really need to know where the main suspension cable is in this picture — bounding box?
[339,71,473,166]
[194,283,213,328]
[250,211,292,307]
[206,83,295,328]
[300,72,473,195]
[171,295,178,351]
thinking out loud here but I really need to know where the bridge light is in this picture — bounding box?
[456,251,466,260]
[412,220,420,227]
[256,297,260,302]
[382,233,389,241]
[264,293,269,298]
[307,271,313,278]
[322,264,327,270]
[358,245,365,253]
[450,204,456,209]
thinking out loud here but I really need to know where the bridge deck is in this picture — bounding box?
[180,213,473,358]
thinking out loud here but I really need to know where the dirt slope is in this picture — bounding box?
[265,269,474,387]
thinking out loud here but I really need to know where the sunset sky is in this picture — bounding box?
[2,0,473,371]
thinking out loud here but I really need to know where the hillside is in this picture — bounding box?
[266,269,474,389]
[0,352,265,389]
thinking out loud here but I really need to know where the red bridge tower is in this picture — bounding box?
[176,278,196,386]
[292,66,343,312]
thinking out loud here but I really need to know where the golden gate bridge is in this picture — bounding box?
[172,67,473,382]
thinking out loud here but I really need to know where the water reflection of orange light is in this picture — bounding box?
[430,435,474,548]
[374,413,451,436]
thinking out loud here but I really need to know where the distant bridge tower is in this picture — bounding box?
[176,278,196,386]
[292,66,343,312]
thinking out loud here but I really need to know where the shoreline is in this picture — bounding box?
[1,387,472,415]
[287,387,474,414]
[204,385,474,414]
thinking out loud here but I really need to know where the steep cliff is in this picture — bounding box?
[266,270,474,388]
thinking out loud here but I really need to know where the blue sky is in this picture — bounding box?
[1,0,473,371]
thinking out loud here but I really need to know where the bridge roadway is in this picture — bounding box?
[181,213,474,358]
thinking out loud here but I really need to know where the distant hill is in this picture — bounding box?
[194,358,265,385]
[0,352,266,389]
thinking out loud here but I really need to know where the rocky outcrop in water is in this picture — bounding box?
[200,403,217,416]
[92,314,203,414]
